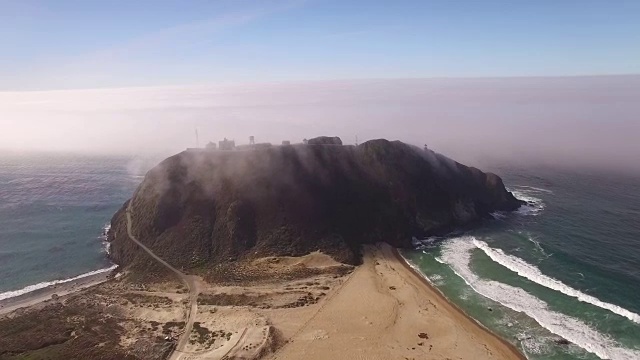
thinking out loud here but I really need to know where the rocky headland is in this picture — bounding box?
[107,138,522,271]
[1,137,525,360]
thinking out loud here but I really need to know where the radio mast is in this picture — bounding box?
[195,128,199,148]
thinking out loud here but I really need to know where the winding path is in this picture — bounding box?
[125,200,199,360]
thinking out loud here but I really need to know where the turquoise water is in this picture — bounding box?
[0,154,144,298]
[402,167,640,360]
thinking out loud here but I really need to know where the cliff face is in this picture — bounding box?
[108,139,522,268]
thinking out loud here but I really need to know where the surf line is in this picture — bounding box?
[473,239,640,324]
[440,237,640,360]
[0,265,117,301]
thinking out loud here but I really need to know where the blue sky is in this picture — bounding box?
[2,0,640,90]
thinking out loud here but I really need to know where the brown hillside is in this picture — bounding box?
[107,139,522,269]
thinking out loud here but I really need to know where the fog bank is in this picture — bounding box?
[1,76,639,172]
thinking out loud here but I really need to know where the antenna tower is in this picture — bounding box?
[195,128,199,148]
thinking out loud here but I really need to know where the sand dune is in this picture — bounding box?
[269,243,524,360]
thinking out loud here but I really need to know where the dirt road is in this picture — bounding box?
[126,200,200,360]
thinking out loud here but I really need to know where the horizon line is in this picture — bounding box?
[3,73,640,94]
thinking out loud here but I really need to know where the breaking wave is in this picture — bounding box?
[473,238,640,324]
[412,236,442,249]
[100,223,111,254]
[522,232,552,258]
[516,185,554,194]
[510,188,546,216]
[0,265,117,301]
[440,236,640,360]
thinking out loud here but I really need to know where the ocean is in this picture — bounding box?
[403,165,640,360]
[0,154,143,300]
[1,154,639,360]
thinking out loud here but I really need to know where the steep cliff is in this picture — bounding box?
[108,139,522,268]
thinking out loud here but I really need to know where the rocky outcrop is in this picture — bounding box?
[108,139,522,268]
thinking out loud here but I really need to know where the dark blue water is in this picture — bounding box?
[0,154,142,298]
[403,166,640,360]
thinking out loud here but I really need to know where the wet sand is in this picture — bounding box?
[393,246,527,359]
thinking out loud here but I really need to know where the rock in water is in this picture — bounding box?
[108,139,522,268]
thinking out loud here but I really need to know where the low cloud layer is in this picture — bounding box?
[1,76,639,173]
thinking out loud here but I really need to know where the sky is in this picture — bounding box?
[1,0,639,172]
[2,0,640,89]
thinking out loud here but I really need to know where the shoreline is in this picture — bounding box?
[273,243,526,360]
[3,244,528,359]
[392,246,527,360]
[0,270,113,316]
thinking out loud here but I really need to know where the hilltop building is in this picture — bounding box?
[307,136,343,145]
[219,138,236,151]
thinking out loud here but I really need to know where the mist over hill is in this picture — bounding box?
[2,76,639,174]
[107,139,522,269]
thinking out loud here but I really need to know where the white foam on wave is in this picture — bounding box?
[516,185,554,194]
[412,236,441,248]
[100,223,112,255]
[398,254,442,287]
[473,239,640,324]
[518,332,548,355]
[0,265,117,301]
[440,236,640,360]
[510,189,545,216]
[398,251,452,287]
[523,233,552,258]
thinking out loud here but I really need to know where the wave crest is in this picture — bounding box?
[473,238,640,324]
[440,236,640,360]
[509,188,545,216]
[100,223,111,254]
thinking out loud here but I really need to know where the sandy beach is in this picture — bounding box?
[0,271,112,316]
[267,243,525,360]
